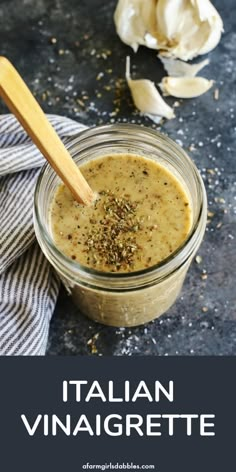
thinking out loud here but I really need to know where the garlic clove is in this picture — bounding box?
[194,0,224,56]
[160,76,214,98]
[159,56,210,77]
[114,0,158,52]
[126,56,175,119]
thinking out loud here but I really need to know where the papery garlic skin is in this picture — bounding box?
[160,76,214,98]
[126,56,175,119]
[114,0,223,60]
[159,57,210,77]
[145,114,163,124]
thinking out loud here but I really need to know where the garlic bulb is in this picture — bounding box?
[159,56,210,77]
[114,0,223,60]
[160,76,214,98]
[126,56,175,120]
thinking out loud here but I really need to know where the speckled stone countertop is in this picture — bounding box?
[0,0,235,355]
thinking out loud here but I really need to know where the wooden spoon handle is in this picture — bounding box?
[0,56,95,205]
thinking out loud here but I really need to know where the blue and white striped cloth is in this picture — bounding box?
[0,114,86,355]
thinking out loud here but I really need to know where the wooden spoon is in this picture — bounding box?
[0,56,95,205]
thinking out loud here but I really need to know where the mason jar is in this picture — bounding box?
[34,124,207,327]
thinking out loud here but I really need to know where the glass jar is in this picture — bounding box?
[34,124,207,327]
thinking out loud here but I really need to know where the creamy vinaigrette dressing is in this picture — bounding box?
[50,154,192,273]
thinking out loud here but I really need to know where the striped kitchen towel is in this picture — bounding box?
[0,114,86,355]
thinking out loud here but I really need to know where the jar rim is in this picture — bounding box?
[34,123,207,286]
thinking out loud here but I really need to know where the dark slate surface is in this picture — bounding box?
[0,0,235,355]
